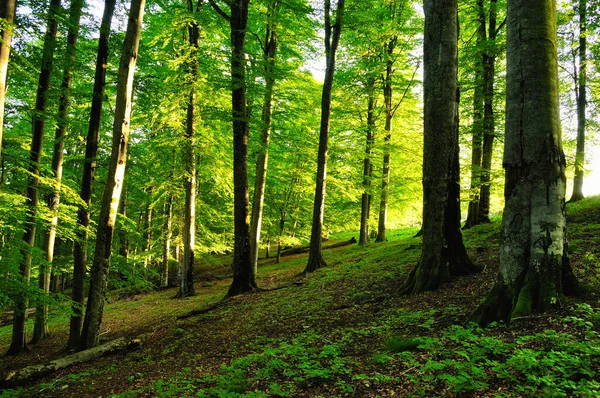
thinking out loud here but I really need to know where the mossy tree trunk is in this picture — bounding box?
[79,0,145,350]
[304,0,345,273]
[7,0,60,356]
[570,0,586,203]
[69,0,117,351]
[401,0,481,295]
[472,0,580,325]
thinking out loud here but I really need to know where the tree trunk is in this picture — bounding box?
[376,39,396,243]
[227,0,257,296]
[143,195,153,268]
[6,0,60,356]
[463,1,486,230]
[304,0,345,273]
[69,0,117,351]
[570,0,586,202]
[472,0,580,325]
[401,0,480,295]
[0,0,16,158]
[161,195,173,288]
[32,0,84,345]
[359,79,375,245]
[79,0,145,350]
[250,0,279,276]
[477,0,498,223]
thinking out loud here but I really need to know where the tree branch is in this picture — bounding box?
[207,0,230,21]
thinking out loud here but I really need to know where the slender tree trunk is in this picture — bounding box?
[178,0,201,298]
[79,0,145,350]
[401,0,480,295]
[570,0,586,202]
[250,0,279,275]
[143,195,153,267]
[0,0,16,158]
[32,0,84,345]
[464,1,486,230]
[69,0,117,351]
[472,0,579,325]
[227,0,257,296]
[359,79,375,245]
[478,0,498,223]
[118,186,129,260]
[161,195,173,288]
[6,0,60,356]
[304,0,345,273]
[376,39,396,243]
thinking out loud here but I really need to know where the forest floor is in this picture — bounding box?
[1,196,600,397]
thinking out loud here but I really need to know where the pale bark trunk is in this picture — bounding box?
[472,0,579,324]
[305,0,345,273]
[33,0,84,344]
[79,0,145,350]
[570,0,586,202]
[401,0,480,295]
[0,0,16,159]
[69,0,117,351]
[7,0,60,356]
[359,79,375,245]
[250,0,278,274]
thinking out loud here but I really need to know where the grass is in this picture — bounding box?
[1,196,599,397]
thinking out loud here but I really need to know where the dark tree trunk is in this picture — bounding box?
[304,0,345,273]
[161,195,173,288]
[472,0,580,325]
[69,0,117,351]
[376,39,396,243]
[227,0,257,296]
[401,0,480,295]
[570,0,586,202]
[0,0,16,157]
[33,0,84,345]
[79,0,145,350]
[250,0,279,275]
[7,0,60,356]
[359,79,375,245]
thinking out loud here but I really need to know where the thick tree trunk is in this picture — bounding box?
[227,0,257,296]
[401,0,480,295]
[472,0,580,325]
[6,0,60,356]
[69,0,117,351]
[304,0,345,273]
[250,0,278,275]
[376,40,396,243]
[359,79,375,245]
[0,0,16,158]
[79,0,145,350]
[570,0,586,202]
[32,0,84,345]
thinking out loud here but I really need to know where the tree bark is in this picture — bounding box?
[0,0,16,159]
[79,0,145,350]
[304,0,345,273]
[6,0,60,356]
[161,195,173,288]
[570,0,586,202]
[69,0,117,351]
[32,0,84,345]
[401,0,480,295]
[359,79,375,245]
[472,0,580,325]
[227,0,257,296]
[250,0,279,276]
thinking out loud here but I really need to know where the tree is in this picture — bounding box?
[69,0,117,350]
[472,0,580,324]
[359,78,376,244]
[32,0,85,344]
[0,0,16,158]
[79,0,146,350]
[569,0,587,202]
[304,0,345,273]
[400,0,481,295]
[7,0,60,356]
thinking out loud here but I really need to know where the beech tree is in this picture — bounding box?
[79,0,146,350]
[400,0,481,294]
[472,0,580,324]
[0,0,16,157]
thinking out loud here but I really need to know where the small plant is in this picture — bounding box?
[386,336,423,353]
